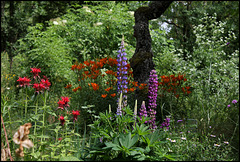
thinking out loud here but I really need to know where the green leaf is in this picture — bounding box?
[59,156,82,161]
[30,151,41,159]
[100,130,110,139]
[104,141,121,151]
[36,135,50,138]
[119,133,138,149]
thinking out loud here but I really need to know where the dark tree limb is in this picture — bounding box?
[163,20,182,29]
[130,1,173,107]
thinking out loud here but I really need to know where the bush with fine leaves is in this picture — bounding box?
[14,2,136,95]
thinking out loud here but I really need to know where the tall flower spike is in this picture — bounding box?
[160,117,170,130]
[147,69,158,130]
[139,101,148,123]
[116,36,128,115]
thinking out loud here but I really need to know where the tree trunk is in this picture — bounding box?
[129,1,172,108]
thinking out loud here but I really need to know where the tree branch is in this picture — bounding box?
[163,20,182,29]
[148,1,173,20]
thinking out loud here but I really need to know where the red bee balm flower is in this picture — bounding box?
[72,110,80,122]
[57,96,70,110]
[40,79,51,90]
[33,83,45,94]
[57,100,65,110]
[59,115,65,126]
[30,68,41,79]
[17,77,31,87]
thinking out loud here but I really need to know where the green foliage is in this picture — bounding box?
[13,1,137,96]
[1,52,16,93]
[151,29,176,75]
[1,1,239,161]
[158,1,239,60]
[61,1,135,61]
[16,23,75,95]
[170,14,239,154]
[1,1,81,62]
[59,156,82,161]
[87,106,175,161]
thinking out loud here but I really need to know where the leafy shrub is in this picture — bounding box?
[16,23,75,95]
[59,1,135,61]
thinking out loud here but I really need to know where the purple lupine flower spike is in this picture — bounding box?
[139,101,148,123]
[160,117,170,130]
[116,36,128,115]
[147,69,158,130]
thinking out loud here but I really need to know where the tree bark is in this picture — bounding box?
[129,1,172,107]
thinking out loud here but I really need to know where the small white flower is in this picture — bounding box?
[181,137,186,140]
[83,6,92,13]
[62,20,67,23]
[171,140,176,143]
[53,21,59,25]
[128,11,134,16]
[210,134,216,137]
[95,22,103,26]
[224,141,229,145]
[214,144,220,147]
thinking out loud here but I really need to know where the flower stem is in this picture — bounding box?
[33,96,38,153]
[25,87,28,118]
[41,91,48,143]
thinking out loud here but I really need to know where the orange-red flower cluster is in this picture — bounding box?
[158,74,191,98]
[65,84,72,89]
[71,62,86,71]
[69,57,192,101]
[71,57,118,81]
[72,86,81,92]
[90,83,99,91]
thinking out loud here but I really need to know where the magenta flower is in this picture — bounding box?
[160,117,170,130]
[147,69,158,130]
[139,101,148,124]
[232,100,237,104]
